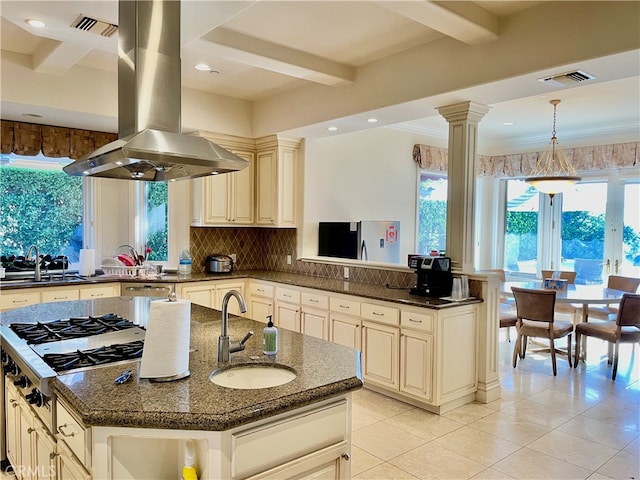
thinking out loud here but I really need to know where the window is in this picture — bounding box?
[136,182,168,262]
[0,154,84,264]
[416,172,447,255]
[504,180,539,275]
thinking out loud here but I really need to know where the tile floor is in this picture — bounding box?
[1,335,637,480]
[351,334,639,479]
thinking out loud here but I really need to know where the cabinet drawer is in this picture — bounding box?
[301,291,328,310]
[330,297,361,316]
[56,400,89,467]
[361,303,399,326]
[79,283,119,299]
[401,310,434,332]
[232,400,347,478]
[275,286,300,304]
[0,291,40,310]
[249,282,274,298]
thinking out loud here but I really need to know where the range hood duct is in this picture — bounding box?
[64,1,248,181]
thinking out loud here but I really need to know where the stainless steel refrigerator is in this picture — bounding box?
[318,221,400,263]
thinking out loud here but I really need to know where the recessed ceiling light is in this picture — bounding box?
[502,122,515,126]
[211,171,219,175]
[367,118,378,123]
[26,19,46,28]
[195,63,211,72]
[327,126,338,132]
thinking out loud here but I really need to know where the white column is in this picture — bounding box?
[437,101,489,272]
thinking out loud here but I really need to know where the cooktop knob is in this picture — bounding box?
[26,389,44,407]
[13,375,30,388]
[3,360,19,376]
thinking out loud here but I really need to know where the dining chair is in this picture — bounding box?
[587,275,640,321]
[488,269,518,342]
[511,287,573,376]
[541,270,579,324]
[574,293,640,380]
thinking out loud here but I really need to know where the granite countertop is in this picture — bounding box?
[1,269,482,309]
[3,297,362,431]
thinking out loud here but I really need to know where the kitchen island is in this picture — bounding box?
[1,297,363,479]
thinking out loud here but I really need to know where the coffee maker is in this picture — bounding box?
[408,255,453,297]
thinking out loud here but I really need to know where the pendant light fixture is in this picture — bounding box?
[525,99,580,205]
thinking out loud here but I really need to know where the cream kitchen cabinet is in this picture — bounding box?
[247,281,274,323]
[255,136,300,227]
[33,416,57,480]
[40,285,80,303]
[300,291,329,340]
[274,286,301,332]
[360,303,400,390]
[1,289,41,311]
[78,283,120,300]
[5,381,20,473]
[214,281,246,316]
[1,283,119,311]
[329,295,361,350]
[399,309,435,403]
[57,441,91,480]
[178,282,215,308]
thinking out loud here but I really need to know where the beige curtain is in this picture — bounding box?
[415,142,639,177]
[1,120,116,159]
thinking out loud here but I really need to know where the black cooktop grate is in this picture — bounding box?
[10,313,139,345]
[42,340,145,372]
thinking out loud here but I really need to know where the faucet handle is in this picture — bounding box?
[240,331,254,346]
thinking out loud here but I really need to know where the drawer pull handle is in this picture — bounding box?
[10,400,18,408]
[339,304,349,309]
[92,293,104,297]
[283,294,291,298]
[373,312,384,316]
[49,452,59,460]
[341,453,350,461]
[58,424,75,437]
[27,428,35,434]
[13,299,28,304]
[409,318,422,323]
[257,289,264,293]
[310,299,318,303]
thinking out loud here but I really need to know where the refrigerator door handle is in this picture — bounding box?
[361,240,368,261]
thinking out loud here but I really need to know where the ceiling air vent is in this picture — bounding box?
[71,14,118,38]
[538,70,596,88]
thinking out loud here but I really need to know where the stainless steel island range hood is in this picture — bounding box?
[64,1,248,181]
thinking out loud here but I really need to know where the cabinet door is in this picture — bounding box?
[301,308,329,340]
[79,283,119,300]
[204,173,230,224]
[181,287,214,308]
[361,321,399,389]
[256,149,277,225]
[5,382,20,471]
[216,283,246,316]
[400,330,434,402]
[230,150,255,224]
[0,290,40,311]
[34,418,57,480]
[275,301,300,332]
[18,397,35,480]
[57,442,91,480]
[329,314,361,350]
[250,296,273,323]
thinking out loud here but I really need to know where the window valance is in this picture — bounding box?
[1,120,117,160]
[414,141,639,177]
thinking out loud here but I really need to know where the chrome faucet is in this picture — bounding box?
[218,290,253,362]
[25,245,41,282]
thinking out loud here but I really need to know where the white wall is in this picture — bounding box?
[301,127,446,263]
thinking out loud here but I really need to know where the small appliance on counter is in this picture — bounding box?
[408,255,453,297]
[206,254,233,273]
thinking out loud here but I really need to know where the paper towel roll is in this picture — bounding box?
[139,299,191,380]
[79,249,95,276]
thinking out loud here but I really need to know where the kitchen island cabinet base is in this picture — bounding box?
[90,395,353,480]
[363,383,477,415]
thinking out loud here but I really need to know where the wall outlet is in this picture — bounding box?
[286,254,292,265]
[230,253,237,262]
[343,267,349,279]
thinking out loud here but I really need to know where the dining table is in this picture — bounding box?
[500,281,628,323]
[501,281,629,360]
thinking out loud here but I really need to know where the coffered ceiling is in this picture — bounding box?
[1,1,639,153]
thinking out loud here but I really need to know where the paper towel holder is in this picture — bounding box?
[148,369,191,383]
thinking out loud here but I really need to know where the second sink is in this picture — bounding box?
[210,364,296,389]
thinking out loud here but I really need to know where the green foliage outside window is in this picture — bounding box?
[145,182,168,261]
[0,166,82,258]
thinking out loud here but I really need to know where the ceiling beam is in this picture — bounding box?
[200,27,355,86]
[32,41,93,75]
[377,0,499,45]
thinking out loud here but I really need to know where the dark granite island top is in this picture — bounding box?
[2,297,363,431]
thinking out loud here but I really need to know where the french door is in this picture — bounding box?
[503,173,640,284]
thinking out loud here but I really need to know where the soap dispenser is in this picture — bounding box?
[263,315,278,355]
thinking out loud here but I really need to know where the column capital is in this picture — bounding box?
[437,101,490,123]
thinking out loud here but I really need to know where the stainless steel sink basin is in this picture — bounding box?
[210,364,296,389]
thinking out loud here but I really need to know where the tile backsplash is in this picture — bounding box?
[190,227,416,288]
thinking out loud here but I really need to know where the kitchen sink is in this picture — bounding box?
[210,364,296,389]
